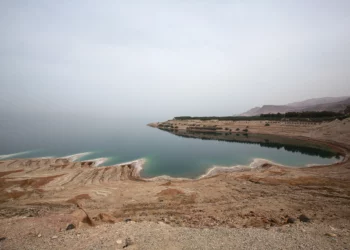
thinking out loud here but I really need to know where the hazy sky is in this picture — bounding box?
[1,1,350,119]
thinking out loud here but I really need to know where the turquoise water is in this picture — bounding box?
[0,115,341,178]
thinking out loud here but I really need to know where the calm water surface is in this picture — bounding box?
[0,115,341,178]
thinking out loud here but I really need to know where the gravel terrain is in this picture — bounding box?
[1,220,349,250]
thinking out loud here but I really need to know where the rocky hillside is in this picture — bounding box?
[241,96,350,116]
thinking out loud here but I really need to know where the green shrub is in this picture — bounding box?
[265,123,270,126]
[174,111,346,122]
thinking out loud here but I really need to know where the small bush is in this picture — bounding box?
[236,128,240,131]
[243,129,248,132]
[265,123,270,126]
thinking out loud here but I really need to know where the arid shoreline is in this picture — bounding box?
[0,118,350,249]
[147,118,350,177]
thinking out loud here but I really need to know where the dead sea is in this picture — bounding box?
[0,115,343,178]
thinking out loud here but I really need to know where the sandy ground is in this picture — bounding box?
[0,118,350,249]
[1,220,350,250]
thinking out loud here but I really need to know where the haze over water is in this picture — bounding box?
[0,2,348,178]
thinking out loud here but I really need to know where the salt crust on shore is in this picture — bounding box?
[104,154,346,181]
[0,150,33,159]
[63,152,92,161]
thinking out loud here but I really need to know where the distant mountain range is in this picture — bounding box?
[240,96,350,116]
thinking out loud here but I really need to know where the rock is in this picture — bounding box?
[66,224,75,230]
[51,235,58,239]
[99,213,118,223]
[298,214,311,223]
[116,239,123,244]
[287,217,296,224]
[123,237,133,248]
[70,209,89,226]
[269,218,279,225]
[37,234,42,238]
[0,237,6,242]
[325,233,337,237]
